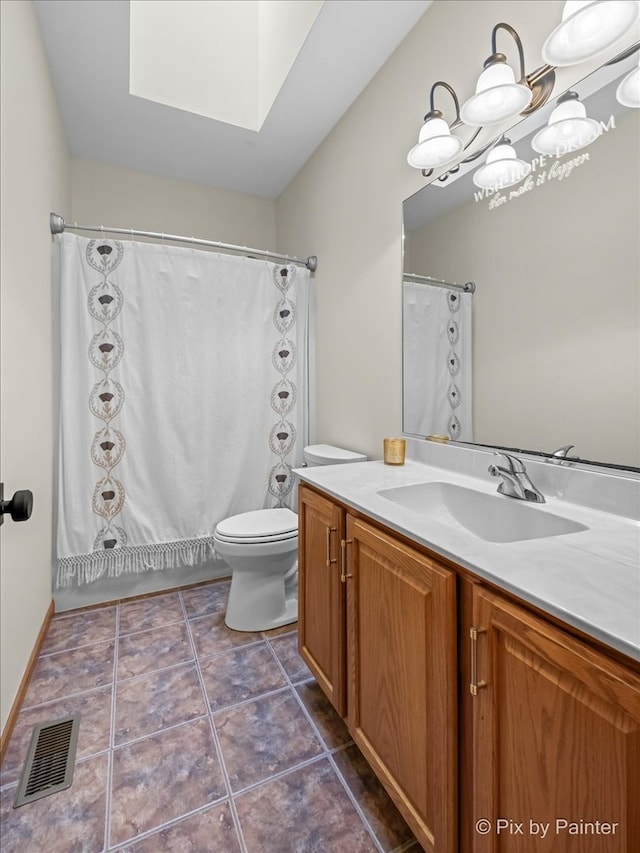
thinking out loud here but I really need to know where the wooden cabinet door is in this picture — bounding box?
[345,515,457,853]
[298,484,347,715]
[471,586,640,853]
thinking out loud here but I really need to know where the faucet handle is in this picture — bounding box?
[493,452,526,473]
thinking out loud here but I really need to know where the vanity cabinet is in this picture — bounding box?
[298,484,347,715]
[345,514,458,853]
[298,484,458,852]
[470,586,640,853]
[297,483,640,853]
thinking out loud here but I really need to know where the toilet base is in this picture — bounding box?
[224,558,298,632]
[225,596,298,633]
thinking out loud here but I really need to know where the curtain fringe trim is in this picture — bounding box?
[56,537,219,588]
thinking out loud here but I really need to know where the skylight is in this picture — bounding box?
[129,0,323,131]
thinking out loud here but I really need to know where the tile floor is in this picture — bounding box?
[0,578,419,852]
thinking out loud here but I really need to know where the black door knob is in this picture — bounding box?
[0,487,33,523]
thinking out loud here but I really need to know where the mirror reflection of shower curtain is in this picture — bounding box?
[403,280,473,441]
[54,233,310,588]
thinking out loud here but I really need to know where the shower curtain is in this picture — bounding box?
[403,280,473,441]
[55,233,310,588]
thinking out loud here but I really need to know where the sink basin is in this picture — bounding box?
[377,481,588,543]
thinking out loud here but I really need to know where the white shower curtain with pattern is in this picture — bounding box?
[403,280,473,441]
[55,233,310,588]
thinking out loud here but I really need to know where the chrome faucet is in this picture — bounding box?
[552,444,575,458]
[548,444,577,466]
[488,452,545,503]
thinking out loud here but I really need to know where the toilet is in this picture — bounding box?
[214,444,366,631]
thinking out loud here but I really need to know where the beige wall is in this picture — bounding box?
[70,160,276,250]
[275,0,637,462]
[0,0,70,731]
[406,110,639,466]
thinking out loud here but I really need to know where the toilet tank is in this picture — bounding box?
[303,444,367,466]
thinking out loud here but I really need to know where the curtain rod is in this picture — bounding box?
[403,272,476,293]
[49,213,318,272]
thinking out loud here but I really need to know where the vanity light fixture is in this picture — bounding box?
[407,10,637,183]
[460,23,545,127]
[616,61,640,106]
[542,1,640,67]
[472,137,532,191]
[531,91,602,155]
[407,82,465,169]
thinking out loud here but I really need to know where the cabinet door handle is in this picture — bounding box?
[469,626,487,695]
[340,538,353,582]
[325,526,337,566]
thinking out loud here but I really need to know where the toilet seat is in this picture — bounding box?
[214,508,298,545]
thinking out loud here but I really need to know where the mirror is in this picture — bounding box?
[402,51,639,471]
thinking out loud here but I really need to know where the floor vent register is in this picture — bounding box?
[13,715,80,808]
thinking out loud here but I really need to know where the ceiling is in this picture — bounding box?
[33,0,432,199]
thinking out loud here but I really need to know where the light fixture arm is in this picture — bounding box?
[489,22,526,82]
[425,80,462,124]
[416,81,465,178]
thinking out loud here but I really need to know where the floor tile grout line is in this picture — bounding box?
[181,592,356,850]
[253,631,386,843]
[262,635,333,752]
[117,615,187,641]
[41,629,119,658]
[100,589,239,852]
[260,633,357,777]
[393,840,423,852]
[113,656,201,689]
[209,682,292,718]
[193,635,266,665]
[229,750,328,800]
[28,636,116,666]
[181,589,233,624]
[115,651,196,685]
[57,648,291,753]
[104,600,120,852]
[105,794,232,852]
[262,632,314,692]
[112,710,212,752]
[180,588,250,853]
[262,638,390,853]
[40,730,359,775]
[286,685,391,852]
[326,750,387,853]
[8,681,114,718]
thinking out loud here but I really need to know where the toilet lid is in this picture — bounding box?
[215,508,298,540]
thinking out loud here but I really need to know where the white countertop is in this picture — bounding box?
[294,459,640,663]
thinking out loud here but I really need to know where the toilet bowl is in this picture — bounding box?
[214,444,366,631]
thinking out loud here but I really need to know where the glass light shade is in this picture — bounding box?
[460,61,533,127]
[542,1,640,67]
[473,142,532,190]
[531,96,602,155]
[407,117,464,168]
[616,64,640,107]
